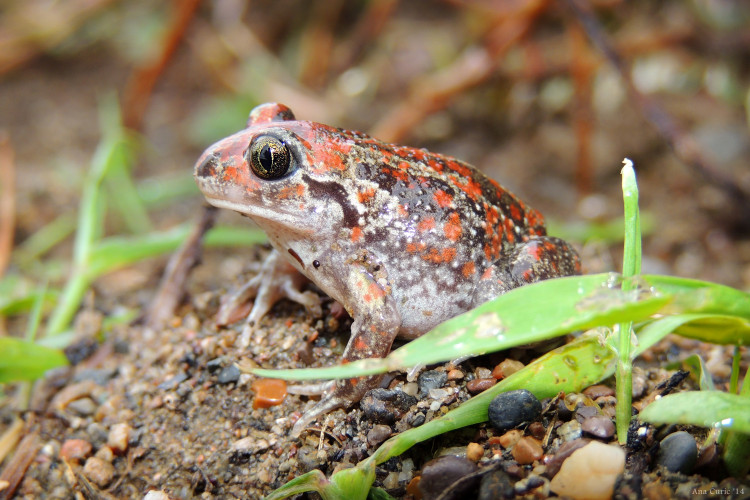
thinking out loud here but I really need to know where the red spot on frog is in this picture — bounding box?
[443,212,462,242]
[351,227,363,242]
[418,217,436,233]
[358,187,376,204]
[433,190,453,208]
[462,261,476,277]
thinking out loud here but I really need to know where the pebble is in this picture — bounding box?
[251,379,287,409]
[447,369,464,380]
[157,372,188,391]
[59,439,93,461]
[487,390,542,431]
[582,384,615,399]
[557,420,583,442]
[549,441,625,500]
[527,421,546,440]
[512,436,544,465]
[574,405,599,422]
[581,415,615,439]
[496,429,523,449]
[67,397,97,417]
[360,388,417,424]
[83,457,115,488]
[143,491,171,500]
[217,364,241,384]
[366,425,392,446]
[466,378,496,394]
[543,438,589,478]
[107,423,132,453]
[418,455,479,500]
[466,442,484,461]
[478,468,515,500]
[418,370,447,396]
[655,431,697,474]
[492,359,525,380]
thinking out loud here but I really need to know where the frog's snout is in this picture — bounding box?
[195,151,220,181]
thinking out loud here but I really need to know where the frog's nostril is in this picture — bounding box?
[196,153,219,179]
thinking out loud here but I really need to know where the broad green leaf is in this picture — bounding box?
[639,391,750,434]
[643,275,750,321]
[0,338,69,382]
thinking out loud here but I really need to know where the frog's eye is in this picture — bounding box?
[247,136,291,179]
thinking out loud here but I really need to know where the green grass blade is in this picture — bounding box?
[639,391,750,434]
[0,338,69,382]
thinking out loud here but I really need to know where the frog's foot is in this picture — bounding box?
[216,250,322,345]
[290,376,383,437]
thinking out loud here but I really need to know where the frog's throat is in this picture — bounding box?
[203,196,316,236]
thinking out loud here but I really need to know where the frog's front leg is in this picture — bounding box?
[291,259,402,436]
[473,236,581,304]
[217,249,322,346]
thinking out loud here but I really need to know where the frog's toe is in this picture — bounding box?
[290,391,347,437]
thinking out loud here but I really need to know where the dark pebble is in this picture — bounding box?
[478,468,515,500]
[360,388,417,424]
[418,455,478,500]
[581,415,615,439]
[157,371,188,390]
[487,389,542,432]
[64,338,99,365]
[217,364,241,384]
[466,378,496,394]
[418,370,447,396]
[656,431,697,474]
[408,412,426,427]
[206,357,225,373]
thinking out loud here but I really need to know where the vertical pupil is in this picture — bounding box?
[260,144,274,170]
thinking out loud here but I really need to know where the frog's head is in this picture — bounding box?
[194,103,356,241]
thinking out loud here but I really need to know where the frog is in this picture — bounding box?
[194,103,581,436]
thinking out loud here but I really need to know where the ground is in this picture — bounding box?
[0,1,749,498]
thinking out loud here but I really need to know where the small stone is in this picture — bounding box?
[492,359,525,380]
[549,441,625,500]
[512,436,543,465]
[527,421,546,440]
[83,457,115,488]
[60,439,93,461]
[582,384,615,399]
[251,379,287,409]
[418,370,447,396]
[466,442,484,462]
[67,397,97,416]
[361,388,417,424]
[418,455,479,500]
[655,431,697,474]
[466,378,496,394]
[557,420,583,442]
[367,425,392,446]
[581,415,615,439]
[487,390,542,431]
[447,369,464,380]
[574,405,599,422]
[497,429,523,449]
[217,364,241,384]
[107,423,132,453]
[143,491,171,500]
[543,439,589,478]
[478,468,514,500]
